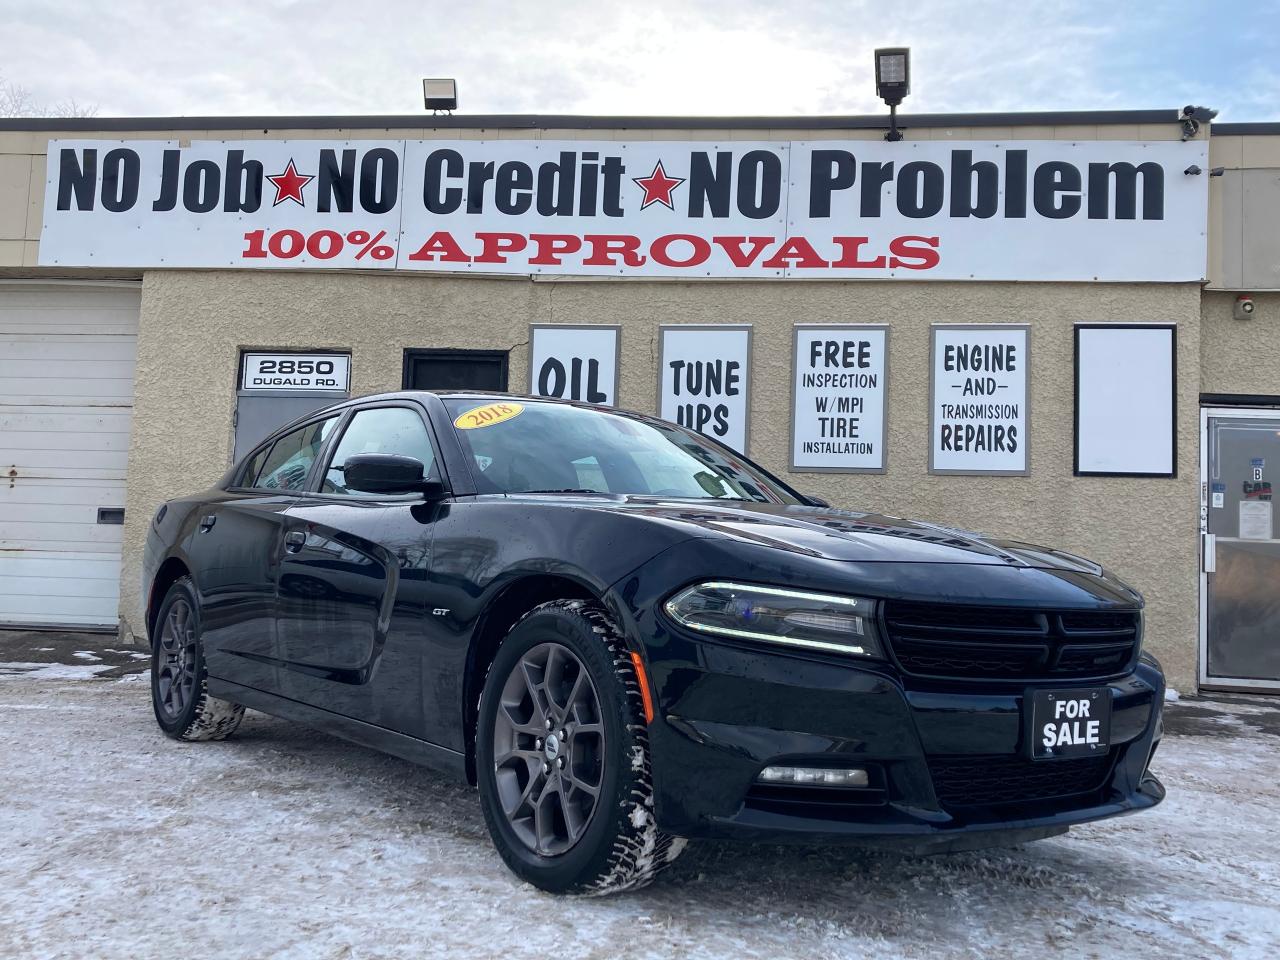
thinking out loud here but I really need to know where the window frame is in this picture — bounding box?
[402,348,509,391]
[301,399,448,501]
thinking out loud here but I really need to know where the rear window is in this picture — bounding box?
[248,417,338,491]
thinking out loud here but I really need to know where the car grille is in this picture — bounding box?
[882,601,1140,682]
[928,754,1114,808]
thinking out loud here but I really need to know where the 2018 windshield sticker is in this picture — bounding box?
[454,401,524,430]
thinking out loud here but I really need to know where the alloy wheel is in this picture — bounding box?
[492,641,606,856]
[156,597,198,719]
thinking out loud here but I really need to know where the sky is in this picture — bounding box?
[1,0,1278,121]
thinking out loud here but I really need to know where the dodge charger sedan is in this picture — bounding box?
[142,391,1165,894]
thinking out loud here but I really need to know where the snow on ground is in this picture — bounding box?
[0,641,1277,960]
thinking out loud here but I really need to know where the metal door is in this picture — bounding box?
[1200,407,1280,691]
[0,281,140,628]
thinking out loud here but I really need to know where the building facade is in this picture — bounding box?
[0,109,1276,694]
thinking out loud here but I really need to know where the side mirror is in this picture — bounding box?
[341,454,448,499]
[806,494,831,508]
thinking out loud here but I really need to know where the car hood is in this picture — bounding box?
[565,496,1104,571]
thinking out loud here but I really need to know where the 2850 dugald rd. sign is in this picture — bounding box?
[40,138,1207,281]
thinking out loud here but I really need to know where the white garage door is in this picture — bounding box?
[0,282,141,628]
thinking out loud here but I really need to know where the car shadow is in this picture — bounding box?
[223,706,1163,933]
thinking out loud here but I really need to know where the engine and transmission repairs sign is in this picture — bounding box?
[791,325,888,473]
[929,325,1030,475]
[40,138,1207,281]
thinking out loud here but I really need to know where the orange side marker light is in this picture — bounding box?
[629,650,656,724]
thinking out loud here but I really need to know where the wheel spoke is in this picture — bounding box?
[519,659,547,720]
[502,761,543,818]
[557,669,586,724]
[498,701,543,737]
[566,772,600,798]
[160,610,181,653]
[532,778,557,854]
[493,747,540,767]
[558,777,585,844]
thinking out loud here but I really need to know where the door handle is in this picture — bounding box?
[1203,533,1216,574]
[199,514,216,532]
[285,530,307,553]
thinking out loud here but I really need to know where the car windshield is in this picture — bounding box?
[443,398,802,504]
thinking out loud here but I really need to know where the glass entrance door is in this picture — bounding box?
[1201,408,1280,691]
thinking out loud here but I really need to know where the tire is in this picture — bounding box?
[150,576,245,741]
[476,599,686,895]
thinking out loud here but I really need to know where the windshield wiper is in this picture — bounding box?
[521,488,609,495]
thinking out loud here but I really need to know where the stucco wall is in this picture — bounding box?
[1201,290,1280,396]
[120,271,1203,689]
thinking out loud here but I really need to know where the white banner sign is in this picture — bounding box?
[240,352,350,392]
[40,138,1207,281]
[658,325,751,453]
[528,325,620,406]
[791,326,888,472]
[930,325,1029,475]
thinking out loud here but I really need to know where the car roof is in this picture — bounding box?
[261,390,658,443]
[330,390,637,414]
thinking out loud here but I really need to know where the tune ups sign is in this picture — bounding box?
[39,137,1208,281]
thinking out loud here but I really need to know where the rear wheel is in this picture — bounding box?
[151,576,244,741]
[476,600,685,895]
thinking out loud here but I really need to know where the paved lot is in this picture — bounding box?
[2,630,1279,960]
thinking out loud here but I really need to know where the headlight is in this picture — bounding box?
[663,581,883,658]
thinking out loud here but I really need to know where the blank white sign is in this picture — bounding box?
[1075,325,1175,475]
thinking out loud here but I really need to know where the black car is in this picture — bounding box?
[142,391,1165,894]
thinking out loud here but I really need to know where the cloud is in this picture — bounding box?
[0,0,1273,120]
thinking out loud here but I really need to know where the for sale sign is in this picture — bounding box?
[929,325,1029,475]
[791,326,888,473]
[40,138,1208,281]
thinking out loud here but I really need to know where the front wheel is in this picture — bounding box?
[476,600,685,895]
[151,576,245,741]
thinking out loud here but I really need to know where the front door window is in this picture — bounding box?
[321,407,437,495]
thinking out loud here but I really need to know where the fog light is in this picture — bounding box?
[757,765,868,787]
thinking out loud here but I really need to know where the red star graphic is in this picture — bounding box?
[266,159,314,207]
[632,160,685,211]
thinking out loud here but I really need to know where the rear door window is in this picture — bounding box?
[238,444,272,488]
[252,417,338,491]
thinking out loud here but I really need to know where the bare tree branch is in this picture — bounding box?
[0,73,97,118]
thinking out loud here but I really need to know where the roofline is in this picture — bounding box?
[0,108,1185,134]
[1212,122,1280,136]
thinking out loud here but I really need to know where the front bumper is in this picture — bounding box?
[640,625,1164,845]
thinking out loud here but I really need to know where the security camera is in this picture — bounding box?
[1234,295,1255,321]
[1177,107,1218,142]
[1184,165,1202,176]
[1179,104,1219,141]
[1180,105,1218,122]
